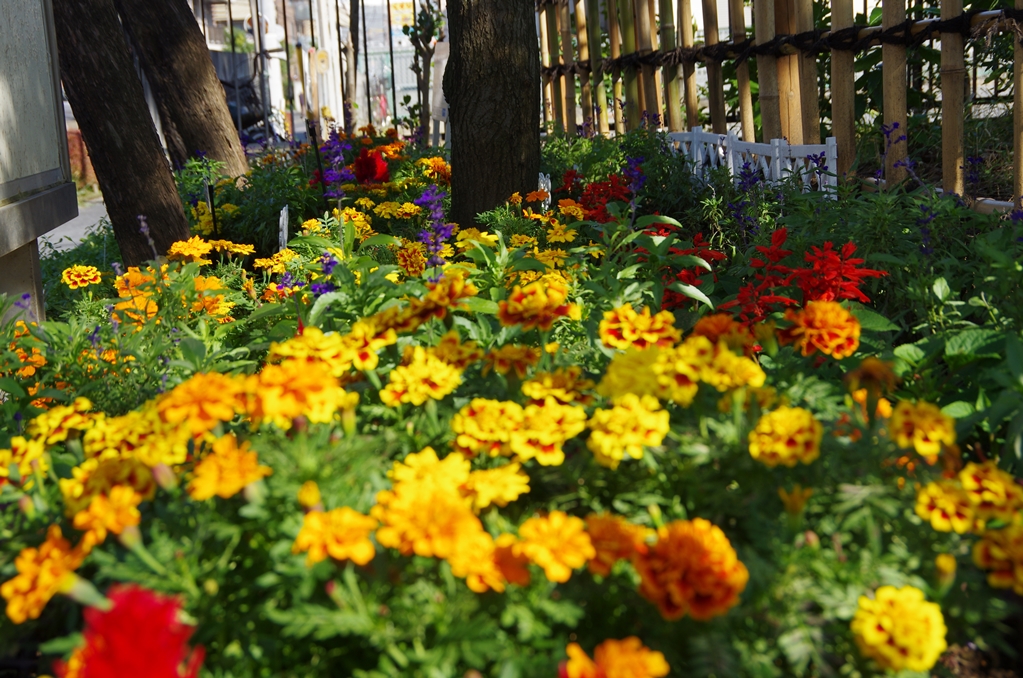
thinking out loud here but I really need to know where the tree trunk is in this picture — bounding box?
[346,0,360,135]
[53,0,191,267]
[444,0,540,227]
[113,0,248,177]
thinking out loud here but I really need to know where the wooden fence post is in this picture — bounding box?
[754,0,782,140]
[647,0,666,120]
[557,0,578,135]
[679,0,699,128]
[620,0,642,129]
[831,0,856,177]
[882,0,908,184]
[729,0,755,140]
[660,0,684,130]
[609,0,626,133]
[539,1,556,129]
[544,4,565,132]
[1013,0,1022,205]
[586,0,611,134]
[940,0,964,195]
[796,0,819,143]
[635,0,660,120]
[702,0,727,133]
[775,0,803,143]
[575,0,594,125]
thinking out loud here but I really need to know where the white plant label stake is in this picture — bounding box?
[279,205,289,251]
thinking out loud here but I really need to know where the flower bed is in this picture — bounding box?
[3,126,1023,677]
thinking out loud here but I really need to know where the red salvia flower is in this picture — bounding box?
[353,147,390,184]
[57,585,204,678]
[787,241,887,303]
[556,169,585,197]
[580,175,631,223]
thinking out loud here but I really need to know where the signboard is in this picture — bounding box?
[391,1,414,29]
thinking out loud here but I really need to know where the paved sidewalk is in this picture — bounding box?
[39,199,108,251]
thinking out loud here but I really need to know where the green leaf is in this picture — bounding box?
[634,214,682,229]
[850,306,898,332]
[244,302,286,324]
[308,291,349,326]
[893,343,925,364]
[932,277,951,302]
[359,234,402,249]
[460,297,499,314]
[616,264,644,280]
[508,257,551,273]
[941,401,975,418]
[945,328,1004,360]
[39,633,84,654]
[672,254,713,271]
[667,282,714,309]
[0,377,27,398]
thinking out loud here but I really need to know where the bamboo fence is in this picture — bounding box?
[536,0,1023,205]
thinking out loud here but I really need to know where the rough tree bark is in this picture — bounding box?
[53,0,191,266]
[444,0,540,227]
[346,0,360,134]
[113,0,248,176]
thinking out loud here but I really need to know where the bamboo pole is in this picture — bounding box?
[679,0,699,128]
[941,0,964,195]
[660,0,684,130]
[883,0,908,183]
[609,0,626,133]
[647,0,666,121]
[558,0,578,134]
[587,0,611,134]
[831,0,856,176]
[545,3,566,132]
[575,0,595,124]
[775,0,803,143]
[795,0,819,143]
[635,0,660,120]
[702,0,727,133]
[539,2,556,128]
[729,0,755,140]
[1016,0,1023,205]
[754,0,782,140]
[620,0,642,129]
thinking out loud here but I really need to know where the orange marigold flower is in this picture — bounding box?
[0,436,48,487]
[510,397,587,466]
[779,300,860,359]
[691,313,756,354]
[292,507,378,566]
[166,236,213,264]
[850,585,947,672]
[748,406,822,467]
[778,484,814,516]
[633,518,749,620]
[891,400,956,459]
[429,330,484,369]
[845,356,898,396]
[61,265,102,289]
[1,525,84,624]
[451,398,525,457]
[498,279,581,332]
[560,637,669,678]
[396,241,428,278]
[72,485,143,549]
[959,461,1023,524]
[482,344,541,378]
[585,513,651,577]
[972,524,1023,594]
[525,189,550,203]
[156,372,243,437]
[599,304,681,351]
[516,511,595,583]
[187,434,272,501]
[25,397,93,446]
[242,358,349,428]
[380,346,463,407]
[521,367,595,405]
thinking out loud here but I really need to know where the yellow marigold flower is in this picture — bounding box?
[935,553,957,588]
[388,447,470,489]
[26,397,93,446]
[395,202,422,219]
[1,525,84,624]
[531,247,568,269]
[155,372,242,437]
[599,347,663,401]
[417,156,451,183]
[297,480,322,509]
[187,434,272,501]
[380,346,462,407]
[891,400,956,459]
[243,358,349,429]
[748,406,823,467]
[851,388,893,419]
[208,239,255,256]
[587,394,670,469]
[850,585,947,672]
[516,511,595,583]
[336,207,376,241]
[301,218,323,234]
[509,233,538,249]
[691,313,756,354]
[166,235,213,264]
[780,300,861,359]
[522,367,595,406]
[845,356,898,396]
[563,643,600,678]
[778,484,814,516]
[593,637,671,678]
[191,200,214,235]
[498,279,580,332]
[456,227,499,249]
[82,406,190,468]
[428,330,484,369]
[372,201,401,219]
[972,524,1023,594]
[482,344,541,378]
[546,221,578,243]
[372,480,481,560]
[699,342,766,392]
[59,458,156,517]
[72,485,142,548]
[112,266,161,323]
[525,189,549,203]
[585,513,651,577]
[355,196,376,210]
[192,275,235,321]
[292,507,378,566]
[600,304,681,351]
[0,436,48,487]
[510,397,587,466]
[463,462,531,512]
[61,265,102,290]
[253,248,299,274]
[915,480,978,533]
[959,461,1023,524]
[452,399,524,458]
[396,241,428,277]
[557,198,586,222]
[634,518,749,620]
[508,192,523,206]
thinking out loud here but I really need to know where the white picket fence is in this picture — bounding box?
[667,127,839,195]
